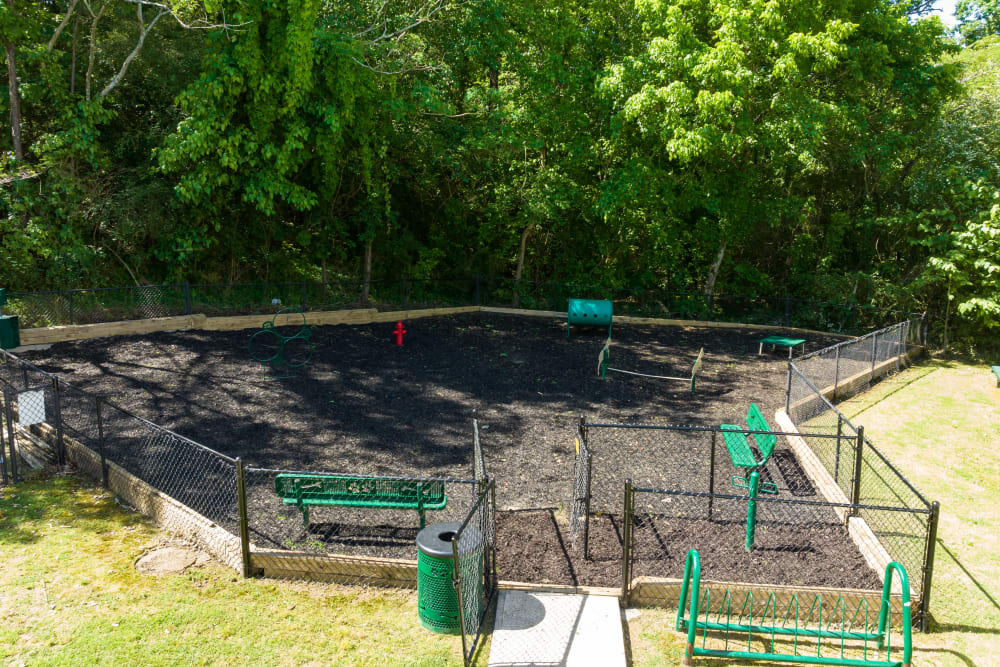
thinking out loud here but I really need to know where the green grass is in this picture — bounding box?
[626,357,1000,665]
[0,472,478,666]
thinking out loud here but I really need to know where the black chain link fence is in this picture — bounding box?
[788,319,923,411]
[0,347,501,658]
[568,417,592,555]
[7,276,924,335]
[453,480,497,667]
[783,336,939,630]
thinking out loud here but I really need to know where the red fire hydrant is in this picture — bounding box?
[393,321,407,346]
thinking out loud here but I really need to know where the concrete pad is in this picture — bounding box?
[488,590,626,667]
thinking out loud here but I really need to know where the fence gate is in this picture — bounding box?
[1,383,65,481]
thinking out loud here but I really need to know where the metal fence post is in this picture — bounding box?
[850,426,865,514]
[708,430,717,519]
[920,501,940,632]
[621,479,633,603]
[4,388,18,482]
[300,283,307,311]
[0,392,8,485]
[68,291,74,326]
[51,377,65,466]
[870,332,878,382]
[452,535,470,665]
[784,362,793,414]
[834,414,843,485]
[474,275,480,306]
[96,398,108,488]
[896,323,904,372]
[235,458,252,578]
[183,282,192,315]
[833,345,841,400]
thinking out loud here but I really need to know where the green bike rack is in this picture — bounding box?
[677,549,913,666]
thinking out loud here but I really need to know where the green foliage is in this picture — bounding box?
[0,0,997,349]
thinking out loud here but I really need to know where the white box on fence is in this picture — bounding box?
[17,390,45,426]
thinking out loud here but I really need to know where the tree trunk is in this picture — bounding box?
[512,224,532,307]
[943,278,951,349]
[704,241,727,297]
[361,239,373,303]
[321,256,328,284]
[70,15,79,94]
[5,39,23,161]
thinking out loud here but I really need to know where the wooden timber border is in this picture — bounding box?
[17,304,854,347]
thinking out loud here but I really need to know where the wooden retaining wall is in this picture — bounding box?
[17,306,480,346]
[18,304,855,347]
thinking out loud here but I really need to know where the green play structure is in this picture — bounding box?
[677,549,913,666]
[567,298,613,338]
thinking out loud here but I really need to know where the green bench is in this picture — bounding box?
[274,474,447,529]
[758,335,806,358]
[721,404,778,492]
[992,366,1000,387]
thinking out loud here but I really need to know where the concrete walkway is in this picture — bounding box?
[487,590,627,666]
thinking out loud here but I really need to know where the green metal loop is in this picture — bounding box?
[248,307,314,378]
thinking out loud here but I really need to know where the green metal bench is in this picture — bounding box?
[758,336,806,358]
[677,549,913,666]
[992,365,1000,388]
[274,474,447,529]
[721,404,778,492]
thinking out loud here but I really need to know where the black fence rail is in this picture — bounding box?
[7,276,925,337]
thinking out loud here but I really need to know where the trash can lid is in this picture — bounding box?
[417,521,483,558]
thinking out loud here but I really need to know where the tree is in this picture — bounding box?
[600,0,955,297]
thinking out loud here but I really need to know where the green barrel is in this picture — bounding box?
[0,316,19,350]
[567,299,613,338]
[416,521,483,634]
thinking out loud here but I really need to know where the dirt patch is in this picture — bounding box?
[495,511,881,590]
[135,542,208,576]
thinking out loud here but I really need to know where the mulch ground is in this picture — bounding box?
[21,312,875,588]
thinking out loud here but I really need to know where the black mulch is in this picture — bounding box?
[22,312,875,587]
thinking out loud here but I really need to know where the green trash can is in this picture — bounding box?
[0,316,19,350]
[416,521,483,634]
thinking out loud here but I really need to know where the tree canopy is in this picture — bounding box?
[1,0,997,340]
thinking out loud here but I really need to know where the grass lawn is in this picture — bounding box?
[0,472,483,666]
[626,357,1000,666]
